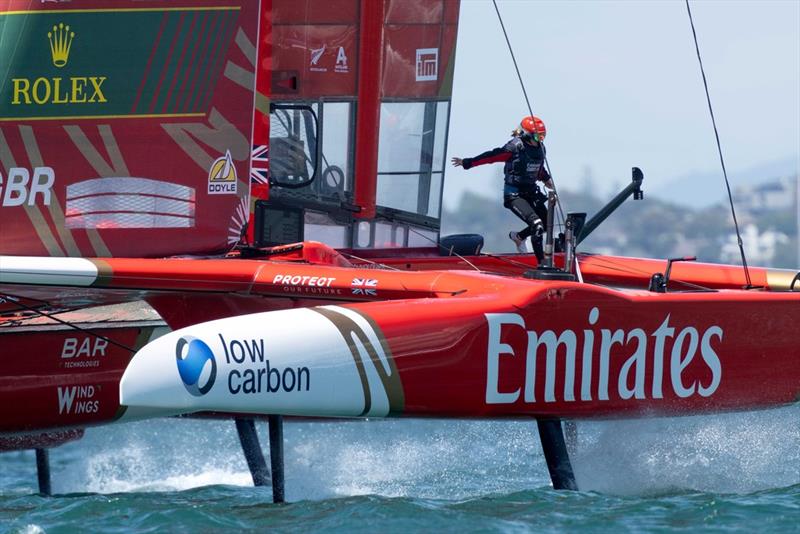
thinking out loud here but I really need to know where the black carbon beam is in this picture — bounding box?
[268,415,285,503]
[35,448,51,496]
[537,419,578,490]
[576,167,644,246]
[234,418,270,487]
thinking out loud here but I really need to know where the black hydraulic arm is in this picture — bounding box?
[577,167,644,246]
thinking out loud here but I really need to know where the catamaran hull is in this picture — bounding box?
[121,283,800,420]
[0,314,167,436]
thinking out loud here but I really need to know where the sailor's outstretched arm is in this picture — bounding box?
[452,147,511,170]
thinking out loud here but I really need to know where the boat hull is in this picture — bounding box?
[120,281,800,420]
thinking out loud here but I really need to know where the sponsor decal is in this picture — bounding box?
[0,7,241,120]
[307,45,349,74]
[176,336,217,397]
[0,167,55,207]
[174,333,310,397]
[485,307,723,405]
[11,75,107,106]
[250,144,269,184]
[351,278,377,296]
[208,150,238,195]
[65,177,195,229]
[272,274,341,295]
[309,45,327,72]
[57,385,100,415]
[334,47,349,73]
[11,23,108,107]
[219,334,310,395]
[415,48,438,82]
[167,308,402,413]
[61,336,108,369]
[48,22,75,68]
[120,307,403,417]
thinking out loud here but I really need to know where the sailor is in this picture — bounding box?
[451,115,554,259]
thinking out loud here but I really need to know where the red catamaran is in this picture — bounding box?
[0,0,797,500]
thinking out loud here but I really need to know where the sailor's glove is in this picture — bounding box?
[533,219,545,237]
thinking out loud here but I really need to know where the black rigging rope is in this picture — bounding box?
[1,293,137,352]
[491,0,565,225]
[685,0,753,288]
[405,226,482,272]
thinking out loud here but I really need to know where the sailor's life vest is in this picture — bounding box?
[502,137,546,187]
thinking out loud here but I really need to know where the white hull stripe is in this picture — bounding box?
[0,256,99,286]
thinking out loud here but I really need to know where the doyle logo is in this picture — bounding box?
[48,22,75,67]
[176,336,217,396]
[207,150,238,195]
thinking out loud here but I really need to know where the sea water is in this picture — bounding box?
[1,406,798,532]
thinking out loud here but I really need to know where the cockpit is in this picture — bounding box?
[252,0,459,252]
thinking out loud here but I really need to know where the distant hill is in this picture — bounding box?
[649,156,798,208]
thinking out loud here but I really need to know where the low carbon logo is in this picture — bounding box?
[175,336,217,396]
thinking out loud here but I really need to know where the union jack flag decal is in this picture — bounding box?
[250,144,269,184]
[351,278,378,296]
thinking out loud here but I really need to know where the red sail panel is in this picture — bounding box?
[271,24,359,98]
[0,1,259,257]
[270,0,359,100]
[381,0,460,98]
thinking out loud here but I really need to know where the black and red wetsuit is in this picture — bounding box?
[462,137,550,258]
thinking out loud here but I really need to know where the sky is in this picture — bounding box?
[444,0,800,208]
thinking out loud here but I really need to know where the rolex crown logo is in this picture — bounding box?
[48,22,75,68]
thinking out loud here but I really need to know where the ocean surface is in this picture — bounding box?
[1,406,798,533]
